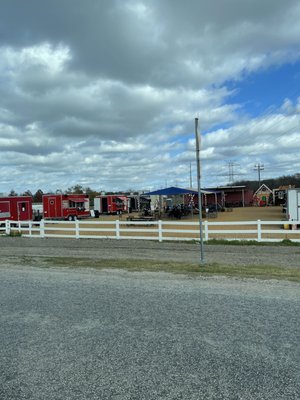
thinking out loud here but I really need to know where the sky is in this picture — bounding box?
[0,0,300,195]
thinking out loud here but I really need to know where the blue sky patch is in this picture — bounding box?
[226,61,300,117]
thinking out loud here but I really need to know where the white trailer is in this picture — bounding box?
[286,188,300,222]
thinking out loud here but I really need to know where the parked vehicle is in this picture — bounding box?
[0,196,32,223]
[94,195,128,214]
[43,194,90,221]
[286,188,300,224]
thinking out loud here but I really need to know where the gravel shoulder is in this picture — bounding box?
[0,237,299,268]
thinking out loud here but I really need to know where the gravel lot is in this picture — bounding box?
[0,264,299,400]
[0,237,299,268]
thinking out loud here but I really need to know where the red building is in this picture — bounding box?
[204,186,254,208]
[0,196,32,222]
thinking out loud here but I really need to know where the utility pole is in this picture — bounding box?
[254,163,264,188]
[195,118,204,265]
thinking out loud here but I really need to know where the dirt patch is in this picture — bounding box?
[88,206,285,223]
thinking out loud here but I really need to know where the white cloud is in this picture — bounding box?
[2,43,71,74]
[0,0,300,193]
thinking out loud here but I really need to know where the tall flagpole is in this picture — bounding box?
[195,117,205,265]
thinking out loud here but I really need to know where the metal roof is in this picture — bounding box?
[143,186,222,196]
[144,187,198,196]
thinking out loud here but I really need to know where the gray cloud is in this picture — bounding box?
[0,0,300,193]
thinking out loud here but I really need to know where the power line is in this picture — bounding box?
[227,161,240,183]
[254,163,264,188]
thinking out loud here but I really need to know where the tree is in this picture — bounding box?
[8,189,18,197]
[22,190,33,197]
[83,187,100,207]
[67,184,84,194]
[33,189,44,203]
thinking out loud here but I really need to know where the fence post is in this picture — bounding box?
[204,220,209,241]
[75,219,80,239]
[158,220,163,242]
[40,219,45,238]
[5,220,10,235]
[28,221,32,237]
[116,219,120,239]
[257,219,261,242]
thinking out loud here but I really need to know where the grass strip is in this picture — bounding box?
[9,256,300,282]
[205,238,300,246]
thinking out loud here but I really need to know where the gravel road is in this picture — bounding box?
[0,237,299,267]
[0,265,299,400]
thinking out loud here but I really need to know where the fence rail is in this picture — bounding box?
[2,218,300,242]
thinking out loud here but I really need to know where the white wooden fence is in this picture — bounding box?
[2,219,300,242]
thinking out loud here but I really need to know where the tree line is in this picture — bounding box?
[8,185,140,204]
[232,173,300,191]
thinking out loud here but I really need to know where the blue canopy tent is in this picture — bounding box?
[143,186,198,196]
[143,186,223,212]
[142,187,198,216]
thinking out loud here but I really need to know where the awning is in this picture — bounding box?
[68,198,87,203]
[202,189,223,194]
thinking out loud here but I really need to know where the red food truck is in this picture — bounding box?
[0,196,33,222]
[43,194,90,220]
[94,195,128,214]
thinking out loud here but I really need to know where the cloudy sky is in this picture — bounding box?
[1,0,300,194]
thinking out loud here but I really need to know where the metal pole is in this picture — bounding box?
[254,163,264,189]
[190,161,194,218]
[195,118,205,265]
[189,161,193,188]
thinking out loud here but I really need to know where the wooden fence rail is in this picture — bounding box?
[2,219,300,242]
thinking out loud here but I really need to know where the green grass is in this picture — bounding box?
[205,238,300,246]
[10,256,300,282]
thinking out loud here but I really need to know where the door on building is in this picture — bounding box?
[17,201,30,220]
[102,197,108,213]
[48,197,57,218]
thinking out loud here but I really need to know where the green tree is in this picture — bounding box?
[33,189,44,203]
[67,184,84,194]
[84,187,100,207]
[22,190,33,197]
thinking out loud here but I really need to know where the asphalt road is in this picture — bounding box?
[0,265,299,399]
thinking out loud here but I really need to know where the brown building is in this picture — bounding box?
[203,186,254,208]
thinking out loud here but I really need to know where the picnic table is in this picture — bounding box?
[126,216,156,222]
